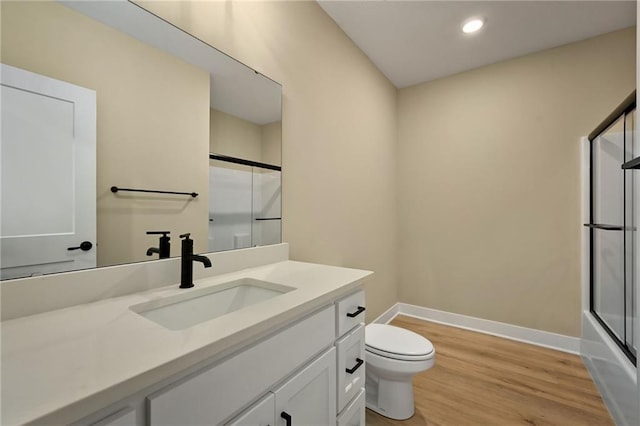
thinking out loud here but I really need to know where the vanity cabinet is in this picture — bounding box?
[2,254,374,426]
[77,289,366,426]
[147,306,335,425]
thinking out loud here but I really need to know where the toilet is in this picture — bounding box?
[365,324,435,420]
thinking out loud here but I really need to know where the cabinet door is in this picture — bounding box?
[226,394,275,426]
[274,348,336,426]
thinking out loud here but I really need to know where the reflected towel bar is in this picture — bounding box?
[209,153,281,171]
[583,223,636,231]
[111,186,198,198]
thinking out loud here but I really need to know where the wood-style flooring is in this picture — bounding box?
[365,315,613,426]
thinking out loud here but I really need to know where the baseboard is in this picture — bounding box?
[371,303,400,325]
[372,302,580,355]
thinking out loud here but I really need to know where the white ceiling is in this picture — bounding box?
[318,0,636,88]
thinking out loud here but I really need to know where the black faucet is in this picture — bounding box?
[146,231,171,259]
[180,233,212,289]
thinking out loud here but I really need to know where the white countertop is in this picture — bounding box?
[1,260,372,425]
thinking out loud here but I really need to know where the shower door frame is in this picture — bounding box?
[587,90,637,365]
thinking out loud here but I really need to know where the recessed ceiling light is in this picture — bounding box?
[462,18,485,34]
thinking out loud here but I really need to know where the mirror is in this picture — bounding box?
[0,0,282,280]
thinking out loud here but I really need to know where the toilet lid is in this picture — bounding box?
[365,324,434,361]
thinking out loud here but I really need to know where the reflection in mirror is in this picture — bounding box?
[208,102,282,252]
[0,0,282,280]
[208,158,281,253]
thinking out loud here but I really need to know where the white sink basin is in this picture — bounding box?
[130,278,295,330]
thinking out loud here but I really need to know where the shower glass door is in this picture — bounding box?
[592,116,625,341]
[590,103,636,363]
[624,108,636,356]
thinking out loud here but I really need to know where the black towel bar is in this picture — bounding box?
[111,186,198,198]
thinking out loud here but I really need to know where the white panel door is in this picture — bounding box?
[1,64,96,279]
[274,348,337,426]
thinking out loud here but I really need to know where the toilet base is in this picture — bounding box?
[365,377,415,420]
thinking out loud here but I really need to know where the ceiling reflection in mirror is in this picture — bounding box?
[0,0,282,280]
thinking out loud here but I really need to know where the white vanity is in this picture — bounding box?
[1,244,371,425]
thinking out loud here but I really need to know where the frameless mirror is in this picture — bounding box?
[0,0,282,280]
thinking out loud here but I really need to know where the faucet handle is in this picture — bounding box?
[147,230,170,236]
[179,233,191,240]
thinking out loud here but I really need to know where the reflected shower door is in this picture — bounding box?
[208,159,253,252]
[208,158,282,253]
[252,167,282,248]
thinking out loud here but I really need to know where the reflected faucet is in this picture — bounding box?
[180,233,212,289]
[146,231,171,259]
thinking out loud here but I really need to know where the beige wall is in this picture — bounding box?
[140,0,398,321]
[1,2,210,266]
[262,121,282,166]
[209,108,282,166]
[397,28,636,337]
[210,108,262,162]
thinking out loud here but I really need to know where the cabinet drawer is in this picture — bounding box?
[337,388,365,426]
[336,290,365,337]
[147,305,335,426]
[336,324,365,412]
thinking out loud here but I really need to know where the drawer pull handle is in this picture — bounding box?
[281,411,292,426]
[346,358,364,374]
[346,306,366,318]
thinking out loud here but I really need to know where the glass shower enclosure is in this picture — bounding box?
[208,154,281,252]
[588,91,637,364]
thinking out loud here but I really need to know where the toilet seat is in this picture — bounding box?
[365,324,434,361]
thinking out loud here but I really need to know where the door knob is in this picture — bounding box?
[67,241,93,251]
